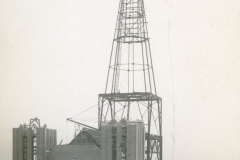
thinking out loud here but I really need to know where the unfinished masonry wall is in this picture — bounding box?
[13,119,57,160]
[101,119,145,160]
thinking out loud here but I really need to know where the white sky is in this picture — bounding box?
[0,0,240,159]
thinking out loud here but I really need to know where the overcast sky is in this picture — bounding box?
[0,0,240,159]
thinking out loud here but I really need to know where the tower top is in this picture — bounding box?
[105,0,157,95]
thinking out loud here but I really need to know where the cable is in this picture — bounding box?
[166,1,176,160]
[70,103,98,119]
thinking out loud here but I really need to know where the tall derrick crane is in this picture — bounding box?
[99,0,162,160]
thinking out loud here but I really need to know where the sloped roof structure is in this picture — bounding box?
[69,128,101,148]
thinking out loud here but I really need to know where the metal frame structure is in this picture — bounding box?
[99,0,162,159]
[105,0,157,95]
[98,93,162,160]
[29,117,40,128]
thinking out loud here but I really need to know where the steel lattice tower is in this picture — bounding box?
[98,0,162,159]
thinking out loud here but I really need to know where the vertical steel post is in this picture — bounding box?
[127,99,130,120]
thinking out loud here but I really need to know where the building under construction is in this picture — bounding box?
[13,118,57,160]
[13,0,163,160]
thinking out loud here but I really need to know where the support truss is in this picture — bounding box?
[98,92,162,160]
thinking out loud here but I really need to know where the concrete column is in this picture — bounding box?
[17,126,23,160]
[50,130,55,150]
[53,130,57,147]
[27,128,33,160]
[17,125,23,160]
[106,126,112,160]
[116,125,122,160]
[140,125,145,160]
[132,125,137,160]
[126,124,131,160]
[37,125,47,160]
[137,124,143,160]
[101,125,107,160]
[13,128,18,160]
[126,122,145,160]
[127,124,137,160]
[46,129,50,151]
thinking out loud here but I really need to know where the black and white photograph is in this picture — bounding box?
[0,0,239,160]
